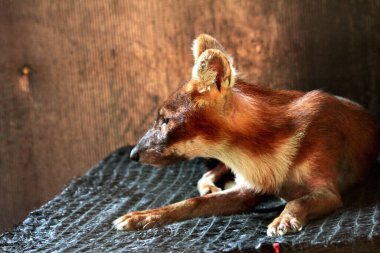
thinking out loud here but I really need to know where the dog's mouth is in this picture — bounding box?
[132,148,188,168]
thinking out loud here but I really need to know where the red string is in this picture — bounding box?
[273,242,280,253]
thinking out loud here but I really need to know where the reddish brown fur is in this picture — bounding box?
[114,34,379,236]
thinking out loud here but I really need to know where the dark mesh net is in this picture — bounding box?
[1,146,379,252]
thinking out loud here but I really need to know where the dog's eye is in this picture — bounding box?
[162,118,170,125]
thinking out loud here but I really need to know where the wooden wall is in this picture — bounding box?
[0,0,379,233]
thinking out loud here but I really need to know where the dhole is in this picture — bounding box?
[114,34,379,236]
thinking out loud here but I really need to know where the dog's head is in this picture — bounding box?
[130,34,237,167]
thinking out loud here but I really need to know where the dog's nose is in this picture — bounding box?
[130,147,140,162]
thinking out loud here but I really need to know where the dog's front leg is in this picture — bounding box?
[113,186,260,231]
[267,187,343,236]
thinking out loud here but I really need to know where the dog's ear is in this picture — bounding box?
[192,48,235,92]
[192,34,231,63]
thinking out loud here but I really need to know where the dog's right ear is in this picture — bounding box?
[192,34,231,62]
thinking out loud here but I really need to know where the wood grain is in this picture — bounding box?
[0,0,379,232]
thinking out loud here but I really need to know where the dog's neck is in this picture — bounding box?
[207,81,305,193]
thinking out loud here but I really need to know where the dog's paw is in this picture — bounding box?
[113,210,169,231]
[198,184,222,196]
[267,213,303,237]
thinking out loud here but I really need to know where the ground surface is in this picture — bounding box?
[0,146,379,252]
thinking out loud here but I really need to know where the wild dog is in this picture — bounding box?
[113,34,379,236]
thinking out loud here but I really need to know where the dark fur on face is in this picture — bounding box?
[132,88,197,166]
